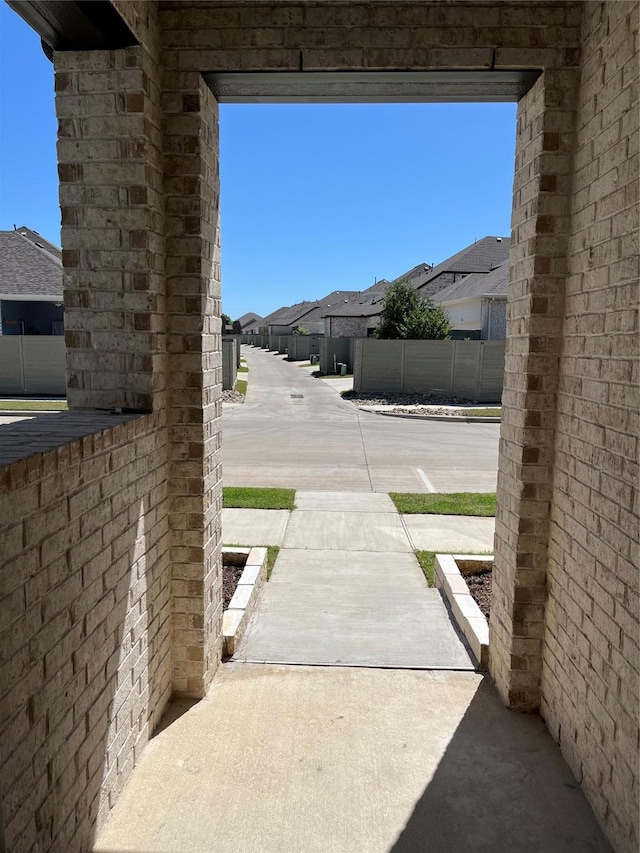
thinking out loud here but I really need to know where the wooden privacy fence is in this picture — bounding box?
[0,336,66,395]
[353,338,505,401]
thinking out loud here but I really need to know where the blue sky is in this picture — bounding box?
[0,3,517,320]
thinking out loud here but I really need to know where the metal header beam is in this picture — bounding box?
[205,70,541,104]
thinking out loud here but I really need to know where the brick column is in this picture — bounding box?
[490,70,578,711]
[163,73,223,697]
[54,46,165,412]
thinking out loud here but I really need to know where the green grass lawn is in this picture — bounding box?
[238,365,249,373]
[265,545,280,580]
[234,379,247,395]
[223,486,296,510]
[0,400,68,411]
[390,492,496,516]
[415,549,492,586]
[415,551,437,586]
[464,407,501,418]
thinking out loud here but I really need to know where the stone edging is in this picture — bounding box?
[222,546,268,657]
[434,554,491,668]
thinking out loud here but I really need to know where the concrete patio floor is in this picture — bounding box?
[94,665,611,853]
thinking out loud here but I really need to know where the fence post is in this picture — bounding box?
[18,336,25,392]
[449,340,456,393]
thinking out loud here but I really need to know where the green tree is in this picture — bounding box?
[221,312,232,329]
[375,280,451,340]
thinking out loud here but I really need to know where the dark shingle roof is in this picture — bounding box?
[0,228,62,298]
[15,226,62,261]
[261,304,294,325]
[236,312,263,328]
[416,236,510,293]
[434,261,510,304]
[324,238,510,318]
[275,301,319,325]
[322,299,384,318]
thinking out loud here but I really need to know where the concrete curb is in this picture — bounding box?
[222,546,268,657]
[0,410,67,416]
[363,410,501,423]
[434,554,492,668]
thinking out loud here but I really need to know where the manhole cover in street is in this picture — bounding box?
[291,394,304,399]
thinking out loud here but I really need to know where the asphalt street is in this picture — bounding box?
[222,346,500,492]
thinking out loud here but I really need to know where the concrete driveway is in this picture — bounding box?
[223,347,500,492]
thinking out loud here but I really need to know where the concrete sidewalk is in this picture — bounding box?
[227,491,489,670]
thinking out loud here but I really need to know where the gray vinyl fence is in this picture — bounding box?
[0,336,66,395]
[287,335,322,361]
[353,339,505,402]
[320,337,356,374]
[222,338,238,390]
[222,336,242,367]
[277,336,290,354]
[268,334,292,353]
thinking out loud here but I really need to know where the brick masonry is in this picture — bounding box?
[490,66,579,711]
[328,315,376,337]
[540,4,639,851]
[0,414,171,852]
[2,1,637,851]
[55,41,166,413]
[163,70,224,697]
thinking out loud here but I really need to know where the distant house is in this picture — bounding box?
[322,236,510,338]
[434,261,509,340]
[234,312,263,334]
[0,226,64,335]
[263,290,360,336]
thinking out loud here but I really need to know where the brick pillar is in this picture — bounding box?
[54,46,165,412]
[163,73,223,697]
[490,70,578,711]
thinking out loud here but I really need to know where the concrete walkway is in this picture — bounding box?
[94,496,611,852]
[232,491,476,669]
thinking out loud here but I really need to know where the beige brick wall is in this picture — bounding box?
[55,41,165,413]
[159,1,583,72]
[163,69,224,696]
[490,66,579,710]
[540,4,639,852]
[8,2,634,851]
[0,415,172,852]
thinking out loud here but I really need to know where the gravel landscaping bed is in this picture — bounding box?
[343,390,477,406]
[342,390,479,417]
[342,391,499,418]
[223,562,244,610]
[464,569,492,618]
[222,389,245,404]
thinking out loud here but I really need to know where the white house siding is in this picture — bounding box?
[443,298,482,332]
